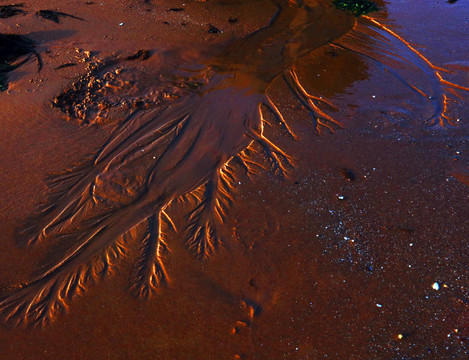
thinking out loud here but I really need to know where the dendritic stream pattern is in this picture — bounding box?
[0,0,467,326]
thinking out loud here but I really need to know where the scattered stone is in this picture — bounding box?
[208,24,220,34]
[51,59,200,125]
[340,168,355,181]
[125,49,151,61]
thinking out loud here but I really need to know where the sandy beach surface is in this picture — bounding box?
[0,0,468,359]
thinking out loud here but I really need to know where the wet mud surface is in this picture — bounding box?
[0,0,468,359]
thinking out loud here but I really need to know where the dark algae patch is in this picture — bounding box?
[333,0,379,16]
[0,4,26,18]
[36,9,84,23]
[0,33,39,92]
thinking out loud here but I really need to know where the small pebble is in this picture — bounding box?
[340,168,355,181]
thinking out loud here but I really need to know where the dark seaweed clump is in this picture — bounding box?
[0,34,37,92]
[333,0,379,16]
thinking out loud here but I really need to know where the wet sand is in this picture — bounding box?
[0,0,468,359]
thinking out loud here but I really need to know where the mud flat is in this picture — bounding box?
[0,1,468,359]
